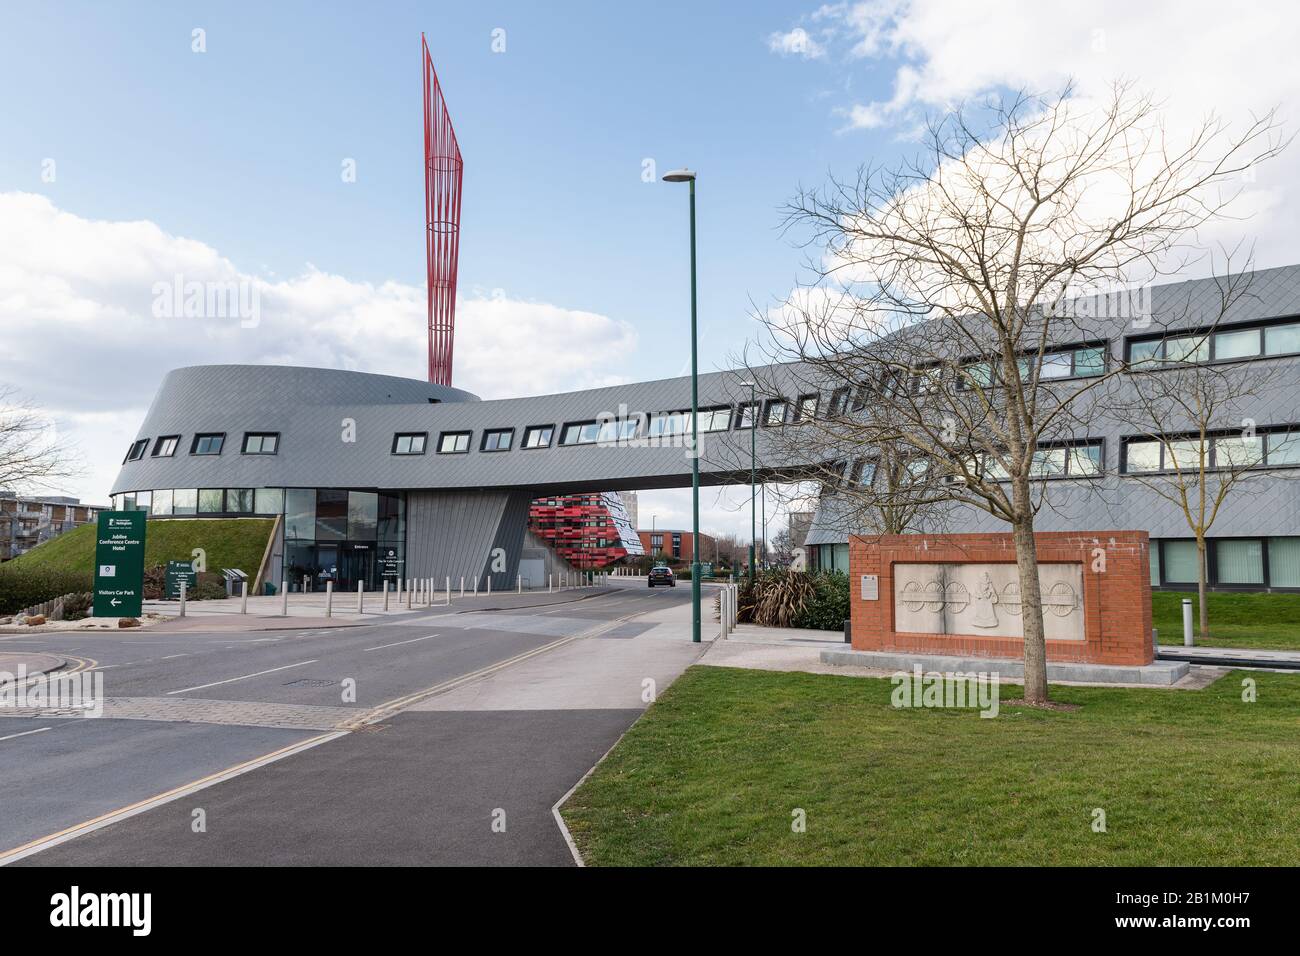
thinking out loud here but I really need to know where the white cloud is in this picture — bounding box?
[768,27,826,59]
[0,192,637,502]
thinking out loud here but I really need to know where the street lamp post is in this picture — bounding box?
[740,380,757,582]
[663,167,702,643]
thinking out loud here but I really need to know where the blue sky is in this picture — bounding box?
[0,1,899,382]
[3,1,1296,536]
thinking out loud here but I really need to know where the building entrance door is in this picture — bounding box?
[338,544,374,592]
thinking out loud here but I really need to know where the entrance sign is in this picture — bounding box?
[93,511,147,617]
[165,559,197,599]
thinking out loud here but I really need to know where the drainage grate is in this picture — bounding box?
[283,678,336,687]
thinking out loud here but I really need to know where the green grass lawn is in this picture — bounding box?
[562,665,1300,866]
[1153,590,1300,650]
[3,517,274,576]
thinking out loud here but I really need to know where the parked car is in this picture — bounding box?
[648,565,676,588]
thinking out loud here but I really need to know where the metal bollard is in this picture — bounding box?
[517,574,522,594]
[325,580,333,618]
[241,580,248,615]
[179,580,187,618]
[446,576,451,605]
[1183,598,1194,647]
[406,579,413,609]
[486,576,491,596]
[281,580,289,616]
[549,574,553,593]
[460,576,465,598]
[383,580,390,612]
[474,578,479,597]
[357,580,364,614]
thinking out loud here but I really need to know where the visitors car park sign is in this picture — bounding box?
[93,511,147,617]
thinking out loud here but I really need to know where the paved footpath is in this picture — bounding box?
[3,581,707,866]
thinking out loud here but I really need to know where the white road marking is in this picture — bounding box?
[160,654,189,660]
[0,726,52,743]
[166,659,319,695]
[363,634,438,652]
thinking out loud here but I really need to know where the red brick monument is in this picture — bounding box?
[848,531,1153,667]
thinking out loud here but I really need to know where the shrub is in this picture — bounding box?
[734,570,849,631]
[0,566,94,616]
[61,592,92,621]
[793,572,850,631]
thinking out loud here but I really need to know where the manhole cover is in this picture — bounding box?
[283,678,336,687]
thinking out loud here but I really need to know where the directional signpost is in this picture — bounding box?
[93,511,147,617]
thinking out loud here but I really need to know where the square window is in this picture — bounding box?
[764,400,789,426]
[482,429,513,452]
[1127,339,1162,367]
[172,489,198,515]
[1068,444,1102,476]
[125,439,149,462]
[438,432,471,454]
[1161,540,1200,583]
[1029,447,1067,477]
[226,488,254,513]
[153,436,180,457]
[198,489,224,513]
[1216,539,1264,585]
[962,362,994,389]
[1038,353,1074,379]
[1073,347,1106,377]
[392,433,427,455]
[1125,440,1162,473]
[242,432,279,455]
[191,433,225,455]
[797,394,819,420]
[1164,335,1209,364]
[255,488,284,515]
[151,489,174,516]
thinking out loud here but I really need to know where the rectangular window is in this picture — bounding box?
[560,421,600,445]
[242,432,279,455]
[859,460,876,486]
[392,433,427,455]
[1213,328,1261,360]
[1149,541,1161,586]
[736,402,758,429]
[696,406,733,432]
[962,361,994,389]
[172,489,198,515]
[285,489,316,539]
[796,394,819,421]
[315,489,347,540]
[1165,439,1205,472]
[522,425,553,449]
[1029,447,1067,477]
[255,488,284,515]
[198,489,224,513]
[152,435,180,457]
[347,491,378,540]
[1039,353,1074,379]
[134,491,151,512]
[151,489,174,516]
[764,399,789,426]
[1267,538,1300,588]
[1264,322,1300,356]
[437,432,471,454]
[481,428,514,452]
[648,412,689,438]
[125,439,149,462]
[226,488,254,513]
[1213,435,1265,468]
[827,387,850,417]
[597,418,640,443]
[1124,440,1162,473]
[1161,540,1200,583]
[1267,430,1300,465]
[1164,335,1210,364]
[191,433,225,456]
[1216,539,1264,585]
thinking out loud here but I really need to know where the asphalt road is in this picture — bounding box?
[0,582,696,865]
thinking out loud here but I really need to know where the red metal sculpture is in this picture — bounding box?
[422,34,463,386]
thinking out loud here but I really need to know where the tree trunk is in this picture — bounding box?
[1011,505,1049,705]
[1197,536,1209,643]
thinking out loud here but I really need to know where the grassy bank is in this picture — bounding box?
[1152,590,1300,650]
[562,665,1300,866]
[0,518,274,614]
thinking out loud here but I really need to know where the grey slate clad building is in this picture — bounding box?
[111,265,1300,593]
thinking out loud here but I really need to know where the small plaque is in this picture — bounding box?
[860,574,879,601]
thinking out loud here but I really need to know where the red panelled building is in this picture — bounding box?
[529,492,645,569]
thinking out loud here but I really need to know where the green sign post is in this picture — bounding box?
[164,559,197,600]
[93,511,147,617]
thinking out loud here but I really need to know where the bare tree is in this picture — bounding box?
[1108,264,1295,641]
[0,386,77,493]
[758,82,1284,704]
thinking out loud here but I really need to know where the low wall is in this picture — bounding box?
[849,531,1152,667]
